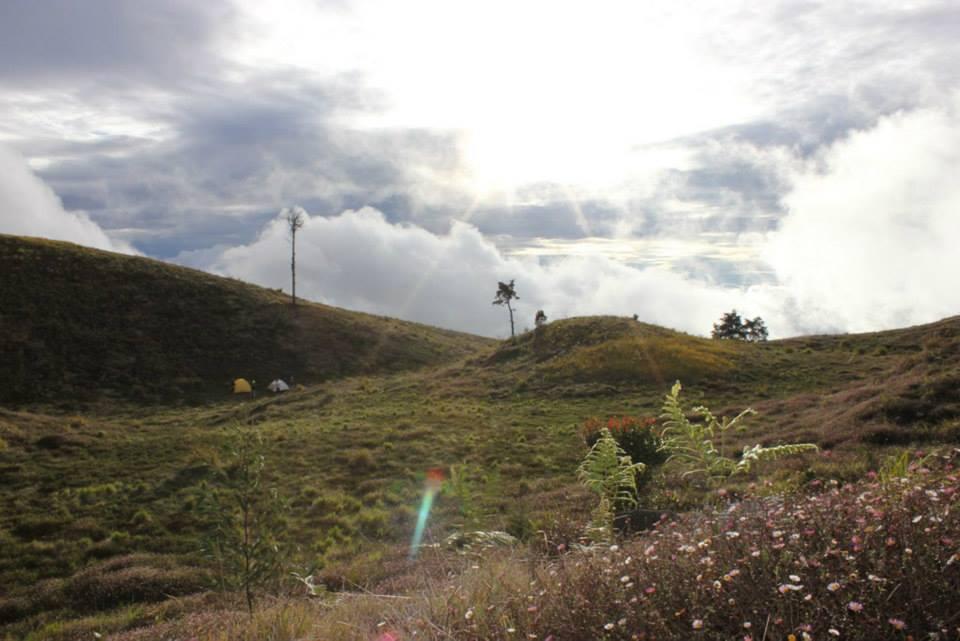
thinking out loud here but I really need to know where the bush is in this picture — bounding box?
[581,415,665,468]
[407,453,960,641]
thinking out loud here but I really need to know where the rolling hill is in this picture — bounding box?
[1,235,959,640]
[0,234,494,405]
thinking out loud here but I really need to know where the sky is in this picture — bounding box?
[1,0,958,338]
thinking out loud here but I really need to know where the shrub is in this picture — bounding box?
[581,415,665,468]
[408,453,960,641]
[338,447,377,471]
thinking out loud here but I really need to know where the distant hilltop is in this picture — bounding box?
[0,234,493,405]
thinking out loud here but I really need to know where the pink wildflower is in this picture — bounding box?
[848,601,864,613]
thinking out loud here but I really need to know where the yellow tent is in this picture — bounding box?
[233,378,252,394]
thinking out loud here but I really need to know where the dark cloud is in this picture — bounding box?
[0,0,233,88]
[28,73,464,256]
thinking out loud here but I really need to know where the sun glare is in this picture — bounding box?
[231,0,761,196]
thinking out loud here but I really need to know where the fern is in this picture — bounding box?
[658,381,816,484]
[577,428,645,536]
[736,443,819,474]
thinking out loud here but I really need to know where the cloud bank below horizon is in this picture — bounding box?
[173,102,960,339]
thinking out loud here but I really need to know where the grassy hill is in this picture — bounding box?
[1,240,959,639]
[0,234,493,405]
[456,314,960,446]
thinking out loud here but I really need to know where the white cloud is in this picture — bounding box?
[182,206,780,338]
[0,145,136,254]
[766,98,960,332]
[182,95,960,342]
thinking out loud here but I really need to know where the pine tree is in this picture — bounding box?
[712,310,769,341]
[711,309,746,340]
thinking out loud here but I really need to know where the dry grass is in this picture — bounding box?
[85,451,960,641]
[4,233,960,639]
[540,333,738,386]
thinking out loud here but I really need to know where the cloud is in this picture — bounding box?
[184,92,960,341]
[180,207,780,338]
[0,145,136,254]
[766,98,960,332]
[3,0,959,323]
[23,74,465,257]
[0,0,233,88]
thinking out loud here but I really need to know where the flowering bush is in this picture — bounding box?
[581,415,665,469]
[406,449,960,641]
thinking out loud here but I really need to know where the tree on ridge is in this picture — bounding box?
[712,309,768,342]
[493,280,519,338]
[283,206,306,306]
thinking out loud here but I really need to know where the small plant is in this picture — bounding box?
[200,425,290,615]
[878,449,931,486]
[659,382,817,484]
[577,428,645,537]
[878,450,911,486]
[445,464,483,530]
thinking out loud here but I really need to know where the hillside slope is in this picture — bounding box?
[442,314,960,447]
[1,308,959,637]
[0,235,493,404]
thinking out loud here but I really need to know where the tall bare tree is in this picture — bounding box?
[282,207,306,306]
[493,279,519,338]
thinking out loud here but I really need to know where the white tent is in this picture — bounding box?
[267,379,290,393]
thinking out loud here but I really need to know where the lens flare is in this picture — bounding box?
[409,467,446,559]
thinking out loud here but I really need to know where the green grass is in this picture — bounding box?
[3,235,960,639]
[0,234,492,405]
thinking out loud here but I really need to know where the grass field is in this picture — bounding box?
[1,236,959,640]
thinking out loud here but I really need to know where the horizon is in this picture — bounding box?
[1,1,959,339]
